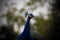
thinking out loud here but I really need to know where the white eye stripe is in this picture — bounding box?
[29,15,31,17]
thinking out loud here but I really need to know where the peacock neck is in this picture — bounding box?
[22,17,31,35]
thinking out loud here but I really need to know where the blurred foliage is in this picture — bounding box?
[6,10,25,33]
[20,8,25,13]
[33,13,52,36]
[30,0,41,4]
[0,26,17,40]
[5,0,60,40]
[46,0,60,40]
[26,0,37,6]
[26,2,33,6]
[6,11,13,20]
[12,7,17,12]
[5,3,9,7]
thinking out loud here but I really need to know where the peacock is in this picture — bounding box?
[18,12,47,40]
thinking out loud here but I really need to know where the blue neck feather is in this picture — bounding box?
[18,17,32,40]
[23,17,30,34]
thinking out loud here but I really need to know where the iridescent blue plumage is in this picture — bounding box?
[18,12,34,40]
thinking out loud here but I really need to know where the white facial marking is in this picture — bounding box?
[29,15,31,17]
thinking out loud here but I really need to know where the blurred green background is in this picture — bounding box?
[0,0,60,40]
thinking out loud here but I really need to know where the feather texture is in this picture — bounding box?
[18,14,33,40]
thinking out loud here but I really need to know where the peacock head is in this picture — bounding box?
[25,12,34,19]
[28,14,34,19]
